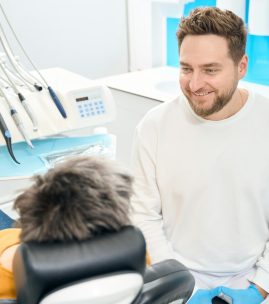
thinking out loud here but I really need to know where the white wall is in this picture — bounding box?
[127,0,152,71]
[0,0,128,79]
[127,0,182,71]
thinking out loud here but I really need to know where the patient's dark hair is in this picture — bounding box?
[14,156,133,242]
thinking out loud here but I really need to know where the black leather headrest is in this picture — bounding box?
[13,226,146,304]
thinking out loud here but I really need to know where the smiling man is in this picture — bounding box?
[179,34,247,120]
[131,7,269,304]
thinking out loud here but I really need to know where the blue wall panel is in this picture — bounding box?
[245,35,269,85]
[166,18,180,67]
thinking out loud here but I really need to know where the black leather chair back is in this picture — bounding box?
[13,226,146,304]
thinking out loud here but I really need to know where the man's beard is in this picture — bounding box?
[185,82,238,118]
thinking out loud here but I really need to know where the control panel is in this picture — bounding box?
[67,85,116,129]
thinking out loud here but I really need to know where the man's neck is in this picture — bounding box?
[205,89,248,121]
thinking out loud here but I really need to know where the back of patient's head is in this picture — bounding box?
[14,156,133,242]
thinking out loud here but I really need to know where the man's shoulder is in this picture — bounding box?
[250,91,269,115]
[254,92,269,107]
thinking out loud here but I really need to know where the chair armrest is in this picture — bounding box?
[137,259,195,304]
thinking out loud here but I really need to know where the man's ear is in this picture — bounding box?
[238,55,248,79]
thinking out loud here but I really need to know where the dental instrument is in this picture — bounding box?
[0,111,19,163]
[0,60,38,132]
[0,80,33,148]
[0,3,67,118]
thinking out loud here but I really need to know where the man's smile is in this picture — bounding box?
[191,91,214,97]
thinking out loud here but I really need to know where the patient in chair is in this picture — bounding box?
[0,156,149,300]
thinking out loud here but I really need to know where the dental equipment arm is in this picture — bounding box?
[3,36,67,118]
[0,5,67,119]
[0,54,35,91]
[0,81,33,148]
[14,56,43,91]
[0,23,44,91]
[0,61,38,131]
[0,111,19,163]
[15,55,67,118]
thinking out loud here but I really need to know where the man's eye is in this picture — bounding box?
[205,69,218,74]
[181,67,191,73]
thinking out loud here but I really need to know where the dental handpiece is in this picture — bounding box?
[0,62,38,131]
[0,84,33,148]
[15,58,67,118]
[14,58,66,118]
[0,111,19,164]
[1,49,66,118]
[11,108,34,148]
[15,62,67,118]
[47,86,67,118]
[17,92,38,132]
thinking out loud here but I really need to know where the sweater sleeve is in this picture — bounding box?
[252,242,269,293]
[130,117,176,263]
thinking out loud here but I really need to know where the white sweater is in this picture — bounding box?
[131,90,269,292]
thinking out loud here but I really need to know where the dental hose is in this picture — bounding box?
[0,83,33,148]
[0,3,67,118]
[0,61,38,132]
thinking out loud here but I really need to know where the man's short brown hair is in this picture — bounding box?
[14,156,133,242]
[176,7,247,63]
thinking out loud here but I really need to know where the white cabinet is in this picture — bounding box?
[99,67,179,167]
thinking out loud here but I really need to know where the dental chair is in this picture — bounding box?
[10,226,195,304]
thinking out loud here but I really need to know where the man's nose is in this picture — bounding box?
[189,72,205,92]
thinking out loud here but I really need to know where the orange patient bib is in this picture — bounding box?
[0,228,21,299]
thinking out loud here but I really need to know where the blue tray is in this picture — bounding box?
[0,134,114,178]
